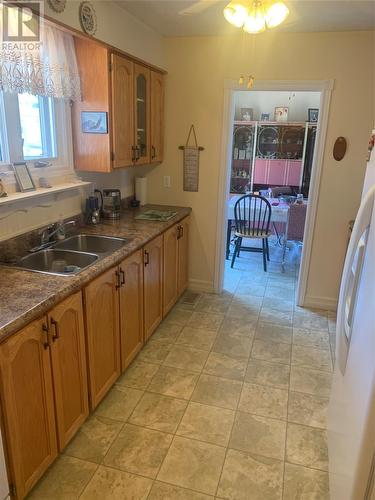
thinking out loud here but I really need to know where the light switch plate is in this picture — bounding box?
[163,176,171,188]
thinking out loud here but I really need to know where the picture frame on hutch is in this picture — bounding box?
[274,107,289,122]
[240,108,253,121]
[308,108,319,123]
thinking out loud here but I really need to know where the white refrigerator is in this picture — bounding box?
[328,131,375,500]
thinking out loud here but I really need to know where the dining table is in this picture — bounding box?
[226,195,290,260]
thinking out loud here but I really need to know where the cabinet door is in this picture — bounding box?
[253,159,268,184]
[286,160,302,187]
[144,235,163,340]
[134,63,151,165]
[268,159,287,185]
[150,71,164,163]
[49,292,89,450]
[119,250,144,371]
[84,267,121,409]
[0,317,57,499]
[111,54,135,168]
[163,224,179,316]
[178,217,190,296]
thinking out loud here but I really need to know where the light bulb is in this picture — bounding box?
[223,1,249,28]
[243,1,266,33]
[239,75,244,85]
[265,1,289,28]
[247,75,255,88]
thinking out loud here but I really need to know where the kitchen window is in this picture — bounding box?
[0,91,71,166]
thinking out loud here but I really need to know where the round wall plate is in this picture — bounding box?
[47,0,66,13]
[79,1,97,36]
[333,136,347,161]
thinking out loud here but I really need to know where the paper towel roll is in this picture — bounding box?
[135,177,147,206]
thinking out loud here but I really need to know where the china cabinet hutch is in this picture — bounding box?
[230,121,317,194]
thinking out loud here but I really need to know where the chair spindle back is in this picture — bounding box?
[233,194,272,237]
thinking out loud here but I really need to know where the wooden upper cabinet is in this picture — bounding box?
[150,71,164,163]
[143,235,163,340]
[119,250,144,371]
[48,292,89,451]
[111,54,135,168]
[163,224,179,316]
[178,217,190,296]
[72,36,166,172]
[134,63,151,165]
[0,317,57,499]
[72,38,112,172]
[84,267,121,409]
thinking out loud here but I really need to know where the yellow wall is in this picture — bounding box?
[146,30,374,307]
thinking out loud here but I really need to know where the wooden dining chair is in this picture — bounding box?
[231,194,272,271]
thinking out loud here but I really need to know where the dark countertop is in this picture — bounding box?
[0,205,191,342]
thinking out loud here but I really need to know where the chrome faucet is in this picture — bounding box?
[40,220,76,245]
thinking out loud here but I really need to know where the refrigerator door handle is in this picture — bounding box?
[336,185,375,375]
[345,240,366,335]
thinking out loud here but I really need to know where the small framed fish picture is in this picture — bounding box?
[81,111,108,134]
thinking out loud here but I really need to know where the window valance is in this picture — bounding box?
[0,24,81,101]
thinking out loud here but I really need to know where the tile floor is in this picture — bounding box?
[28,238,337,499]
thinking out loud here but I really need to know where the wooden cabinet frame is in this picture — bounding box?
[73,39,165,172]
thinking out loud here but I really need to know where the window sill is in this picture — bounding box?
[0,180,91,207]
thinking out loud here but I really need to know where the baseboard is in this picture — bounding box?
[188,279,215,293]
[303,294,338,312]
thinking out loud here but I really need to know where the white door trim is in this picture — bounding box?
[213,79,334,308]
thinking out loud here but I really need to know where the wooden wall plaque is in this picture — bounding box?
[333,137,347,161]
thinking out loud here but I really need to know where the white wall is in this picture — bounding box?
[0,1,166,241]
[234,90,320,122]
[44,0,165,68]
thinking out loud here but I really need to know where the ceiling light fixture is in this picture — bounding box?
[223,0,289,34]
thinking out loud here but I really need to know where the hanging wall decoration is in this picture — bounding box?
[179,125,204,192]
[47,0,66,13]
[79,1,97,36]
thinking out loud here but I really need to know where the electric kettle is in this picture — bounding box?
[94,189,121,219]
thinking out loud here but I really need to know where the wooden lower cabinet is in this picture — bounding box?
[0,317,58,499]
[48,292,89,450]
[163,224,179,316]
[143,235,163,340]
[177,217,190,296]
[84,267,121,409]
[119,250,144,371]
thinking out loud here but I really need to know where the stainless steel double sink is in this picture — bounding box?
[12,235,129,276]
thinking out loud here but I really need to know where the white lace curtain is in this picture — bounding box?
[0,24,81,101]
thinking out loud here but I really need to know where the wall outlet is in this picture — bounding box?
[163,175,171,188]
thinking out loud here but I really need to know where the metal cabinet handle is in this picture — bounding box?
[144,250,150,267]
[135,145,140,162]
[151,145,156,159]
[120,268,125,286]
[50,318,59,342]
[132,145,136,162]
[42,324,50,349]
[177,226,181,240]
[115,270,121,289]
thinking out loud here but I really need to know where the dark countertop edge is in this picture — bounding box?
[0,207,191,342]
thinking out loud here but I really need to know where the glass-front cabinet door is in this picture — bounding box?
[134,63,150,165]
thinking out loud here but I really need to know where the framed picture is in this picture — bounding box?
[81,111,108,134]
[308,108,319,123]
[240,108,253,121]
[274,107,289,122]
[13,162,36,192]
[261,113,270,121]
